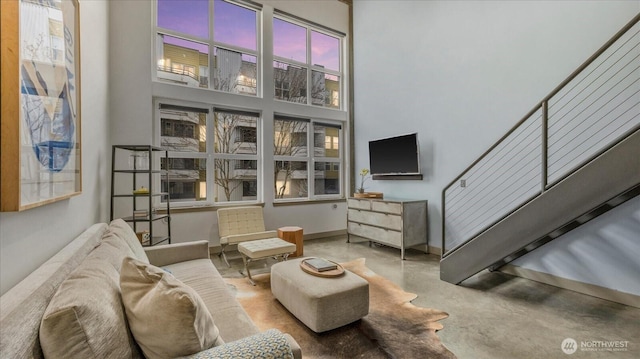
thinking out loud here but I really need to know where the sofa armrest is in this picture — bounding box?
[145,240,210,267]
[220,230,278,245]
[282,333,302,359]
[175,329,301,359]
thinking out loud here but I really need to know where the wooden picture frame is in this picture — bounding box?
[1,0,81,211]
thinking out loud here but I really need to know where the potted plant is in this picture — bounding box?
[355,168,370,197]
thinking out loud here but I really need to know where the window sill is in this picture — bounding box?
[156,198,345,213]
[272,198,345,207]
[156,202,265,214]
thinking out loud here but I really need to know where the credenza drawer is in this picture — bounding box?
[371,201,402,215]
[347,198,371,210]
[348,222,401,247]
[348,209,402,231]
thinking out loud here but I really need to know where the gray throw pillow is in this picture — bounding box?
[39,245,143,359]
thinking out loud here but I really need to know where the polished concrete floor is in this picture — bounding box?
[213,235,640,359]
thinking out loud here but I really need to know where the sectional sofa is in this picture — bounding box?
[0,219,301,358]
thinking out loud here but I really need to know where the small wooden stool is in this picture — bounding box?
[278,226,304,257]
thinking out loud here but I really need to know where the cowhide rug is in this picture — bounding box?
[225,258,457,359]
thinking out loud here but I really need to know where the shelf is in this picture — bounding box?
[123,214,169,222]
[113,145,165,152]
[111,145,171,247]
[113,169,166,174]
[141,236,170,247]
[372,174,423,180]
[113,193,169,198]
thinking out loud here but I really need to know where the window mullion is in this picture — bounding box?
[306,27,312,106]
[273,56,307,69]
[157,29,208,45]
[307,119,314,198]
[273,155,306,162]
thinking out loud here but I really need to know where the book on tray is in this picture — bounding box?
[305,258,338,272]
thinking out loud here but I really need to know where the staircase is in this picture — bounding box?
[440,14,640,284]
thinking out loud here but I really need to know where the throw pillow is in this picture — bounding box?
[108,219,150,263]
[120,257,223,359]
[39,247,143,359]
[175,329,294,359]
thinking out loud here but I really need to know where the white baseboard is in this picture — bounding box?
[500,264,640,309]
[304,229,347,240]
[427,245,442,256]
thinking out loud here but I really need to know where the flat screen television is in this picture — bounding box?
[369,133,420,175]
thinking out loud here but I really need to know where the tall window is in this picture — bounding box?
[159,104,208,203]
[158,102,261,205]
[156,0,259,95]
[274,116,342,200]
[214,108,260,202]
[273,17,342,109]
[155,1,347,205]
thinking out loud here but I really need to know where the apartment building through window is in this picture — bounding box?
[157,103,261,204]
[273,16,342,109]
[274,116,342,200]
[156,0,259,95]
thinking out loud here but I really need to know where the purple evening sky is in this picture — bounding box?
[158,0,339,70]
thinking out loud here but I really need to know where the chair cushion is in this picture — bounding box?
[108,219,150,263]
[120,257,223,359]
[238,238,296,258]
[220,230,278,245]
[39,244,143,359]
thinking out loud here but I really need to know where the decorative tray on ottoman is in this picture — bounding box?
[300,257,345,277]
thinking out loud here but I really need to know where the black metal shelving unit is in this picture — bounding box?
[110,145,171,246]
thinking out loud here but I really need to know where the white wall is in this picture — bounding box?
[0,0,111,295]
[353,0,639,294]
[109,1,349,247]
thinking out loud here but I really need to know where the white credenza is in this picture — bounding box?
[347,197,428,259]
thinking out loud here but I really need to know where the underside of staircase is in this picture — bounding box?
[440,129,640,284]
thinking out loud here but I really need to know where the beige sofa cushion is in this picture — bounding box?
[108,219,150,263]
[100,231,137,270]
[120,257,223,359]
[39,243,142,359]
[162,259,260,342]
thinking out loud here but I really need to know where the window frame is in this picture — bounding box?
[153,1,349,207]
[154,0,261,97]
[273,115,343,202]
[272,14,343,110]
[155,99,263,207]
[212,107,262,204]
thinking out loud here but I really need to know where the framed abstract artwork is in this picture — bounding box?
[1,0,81,211]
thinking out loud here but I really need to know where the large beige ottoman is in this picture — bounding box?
[271,258,369,333]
